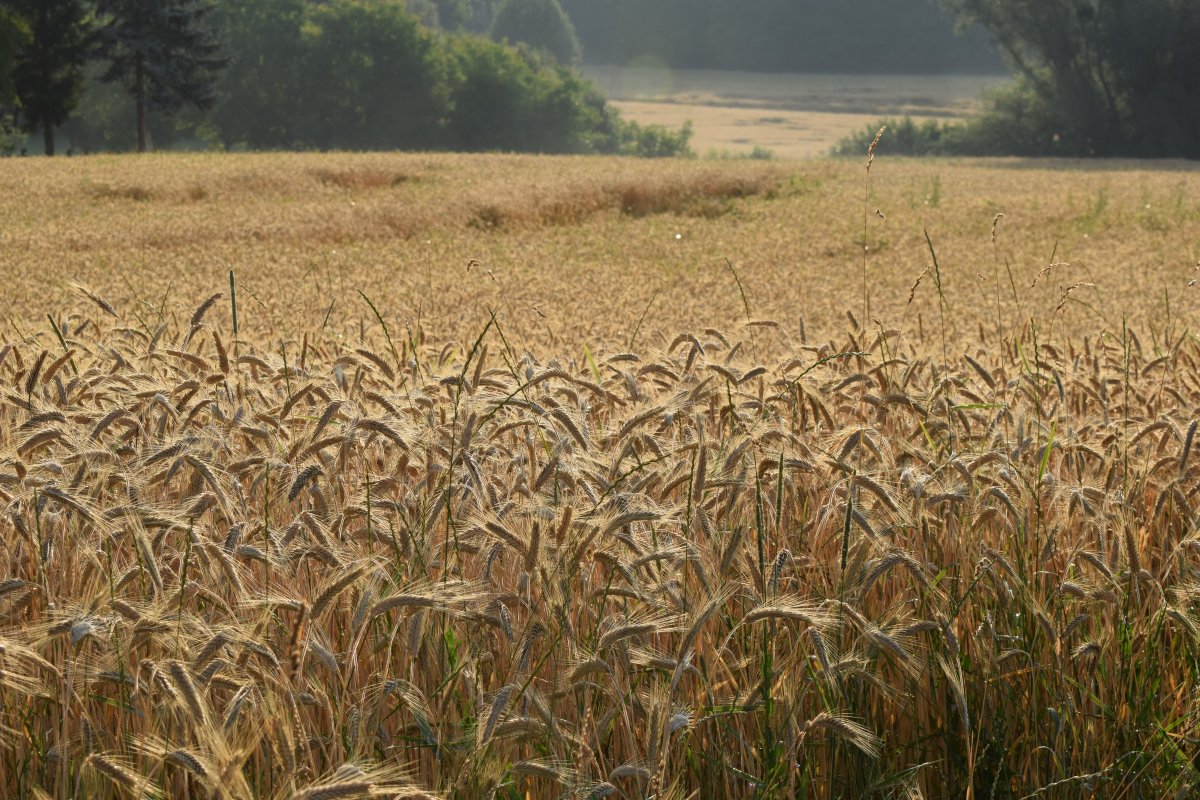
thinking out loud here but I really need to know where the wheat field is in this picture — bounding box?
[2,151,1200,799]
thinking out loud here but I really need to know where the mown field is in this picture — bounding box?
[2,151,1200,799]
[583,68,1004,158]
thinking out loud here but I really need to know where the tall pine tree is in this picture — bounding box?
[5,0,90,156]
[0,8,26,117]
[96,0,224,152]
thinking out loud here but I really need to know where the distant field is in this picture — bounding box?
[606,102,896,159]
[2,151,1196,347]
[4,152,1200,798]
[585,66,1006,157]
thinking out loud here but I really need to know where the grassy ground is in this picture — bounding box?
[2,151,1200,799]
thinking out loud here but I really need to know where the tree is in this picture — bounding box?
[942,0,1200,157]
[5,0,90,155]
[95,0,225,152]
[462,0,502,33]
[445,35,615,152]
[210,0,308,149]
[0,9,26,153]
[298,0,448,150]
[402,0,440,28]
[0,8,27,112]
[490,0,580,66]
[432,0,470,30]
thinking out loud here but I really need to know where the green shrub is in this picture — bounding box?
[445,36,690,156]
[833,117,948,158]
[445,37,617,153]
[618,119,693,158]
[833,82,1086,158]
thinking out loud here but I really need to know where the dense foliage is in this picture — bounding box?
[4,0,89,155]
[2,0,690,156]
[297,0,449,151]
[0,8,19,108]
[10,0,1196,159]
[95,0,226,152]
[942,0,1200,158]
[836,1,1200,159]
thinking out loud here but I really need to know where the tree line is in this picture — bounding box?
[1,0,222,155]
[427,0,1200,159]
[835,1,1200,159]
[4,0,1197,158]
[0,0,691,156]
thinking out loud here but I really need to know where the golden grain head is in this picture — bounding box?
[0,151,1197,798]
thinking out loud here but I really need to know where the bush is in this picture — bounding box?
[445,37,617,153]
[832,116,963,158]
[962,79,1083,157]
[832,82,1086,158]
[618,119,694,158]
[703,145,775,160]
[0,123,22,154]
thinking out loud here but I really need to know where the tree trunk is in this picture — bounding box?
[136,58,147,153]
[35,2,55,157]
[137,99,146,153]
